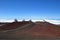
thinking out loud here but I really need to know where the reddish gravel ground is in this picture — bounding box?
[0,21,60,38]
[0,21,30,30]
[28,22,60,38]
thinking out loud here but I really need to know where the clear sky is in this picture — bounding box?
[0,0,60,20]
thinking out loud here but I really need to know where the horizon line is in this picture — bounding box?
[0,19,60,25]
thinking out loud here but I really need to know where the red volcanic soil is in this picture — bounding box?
[28,22,60,38]
[0,21,60,38]
[0,21,30,30]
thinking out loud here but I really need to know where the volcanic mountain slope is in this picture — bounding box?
[27,22,60,38]
[0,21,35,39]
[0,22,9,26]
[0,21,31,31]
[0,21,60,40]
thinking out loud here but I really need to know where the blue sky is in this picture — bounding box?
[0,0,60,20]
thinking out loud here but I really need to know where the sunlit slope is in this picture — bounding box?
[28,22,60,38]
[0,21,32,30]
[0,21,35,39]
[0,21,60,39]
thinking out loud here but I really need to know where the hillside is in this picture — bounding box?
[0,21,32,30]
[0,21,60,40]
[28,22,60,38]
